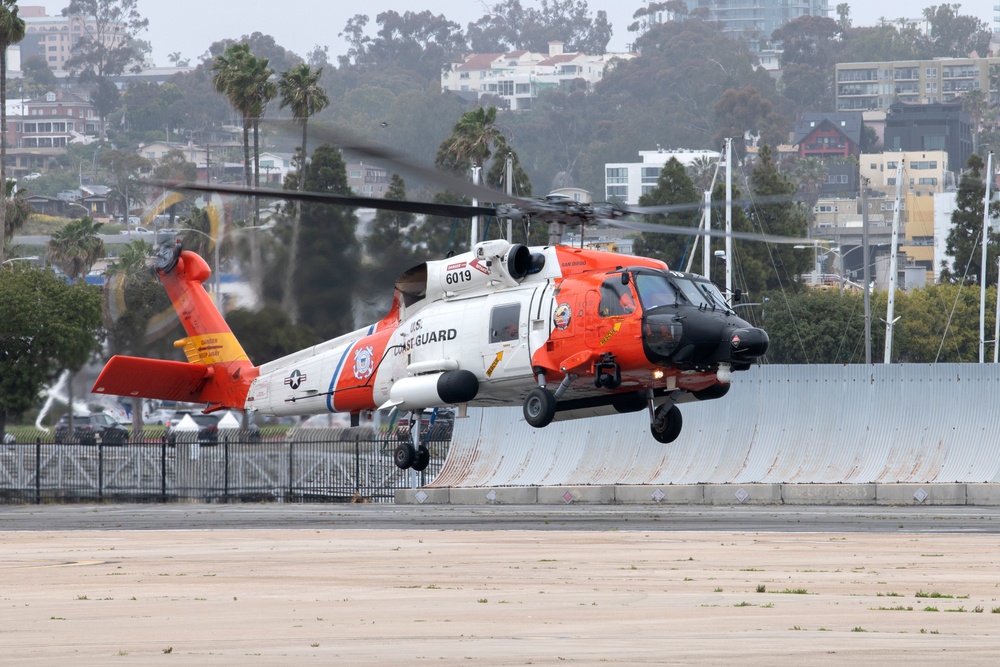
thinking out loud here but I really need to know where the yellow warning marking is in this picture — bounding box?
[174,332,245,364]
[486,351,504,377]
[600,322,622,346]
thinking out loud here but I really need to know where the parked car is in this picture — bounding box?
[146,409,175,425]
[53,413,129,446]
[21,172,40,180]
[3,432,13,445]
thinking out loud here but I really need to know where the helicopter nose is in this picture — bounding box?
[729,327,769,360]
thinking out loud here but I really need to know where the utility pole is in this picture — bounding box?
[861,177,872,365]
[883,160,903,364]
[980,151,993,363]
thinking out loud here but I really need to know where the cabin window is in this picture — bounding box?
[599,278,635,317]
[489,304,520,343]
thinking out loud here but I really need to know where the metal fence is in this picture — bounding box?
[0,429,449,504]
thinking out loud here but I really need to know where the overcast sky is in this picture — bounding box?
[25,0,997,68]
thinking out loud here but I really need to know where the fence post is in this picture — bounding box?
[34,437,41,505]
[355,435,361,496]
[98,440,104,502]
[161,436,167,502]
[224,436,230,503]
[287,440,294,502]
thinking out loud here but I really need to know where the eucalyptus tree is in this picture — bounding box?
[0,0,24,266]
[62,0,151,141]
[278,63,329,322]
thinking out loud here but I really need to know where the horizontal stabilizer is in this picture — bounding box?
[92,355,213,403]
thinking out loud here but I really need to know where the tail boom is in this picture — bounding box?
[91,245,257,412]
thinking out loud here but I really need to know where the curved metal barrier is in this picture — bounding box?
[431,364,1000,487]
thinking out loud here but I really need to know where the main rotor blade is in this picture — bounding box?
[149,181,499,219]
[268,119,526,208]
[624,194,798,216]
[601,217,811,245]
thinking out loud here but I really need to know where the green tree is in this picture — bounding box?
[278,62,330,323]
[466,0,612,54]
[941,153,1000,285]
[362,174,418,321]
[791,156,828,211]
[151,148,197,182]
[772,15,843,111]
[292,144,360,338]
[923,3,992,58]
[226,305,320,365]
[736,146,811,295]
[632,157,702,271]
[0,0,24,267]
[99,150,151,219]
[0,265,103,437]
[48,217,106,281]
[62,0,151,141]
[760,289,867,363]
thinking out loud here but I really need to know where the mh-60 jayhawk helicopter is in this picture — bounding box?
[93,147,785,471]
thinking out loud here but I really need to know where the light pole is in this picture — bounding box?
[794,241,821,286]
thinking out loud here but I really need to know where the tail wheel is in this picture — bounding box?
[411,445,431,472]
[393,442,416,470]
[523,387,557,428]
[650,404,683,444]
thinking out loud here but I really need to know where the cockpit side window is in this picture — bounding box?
[635,274,678,309]
[598,278,636,317]
[489,303,521,343]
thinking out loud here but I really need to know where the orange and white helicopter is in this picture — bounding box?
[92,173,784,471]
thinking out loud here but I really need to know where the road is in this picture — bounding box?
[3,502,999,533]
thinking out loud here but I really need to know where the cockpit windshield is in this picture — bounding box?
[635,272,732,313]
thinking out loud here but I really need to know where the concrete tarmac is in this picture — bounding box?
[3,504,1000,666]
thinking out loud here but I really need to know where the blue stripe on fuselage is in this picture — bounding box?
[327,345,353,412]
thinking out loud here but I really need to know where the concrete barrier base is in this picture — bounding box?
[399,484,1000,506]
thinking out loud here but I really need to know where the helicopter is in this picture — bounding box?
[91,159,788,472]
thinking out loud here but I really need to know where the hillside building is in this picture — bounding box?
[835,57,1000,111]
[442,42,634,111]
[604,148,720,205]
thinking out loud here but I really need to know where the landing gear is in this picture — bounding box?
[412,445,430,472]
[650,403,683,444]
[523,387,557,428]
[393,441,416,469]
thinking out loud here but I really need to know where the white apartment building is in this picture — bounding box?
[441,42,634,111]
[604,148,720,205]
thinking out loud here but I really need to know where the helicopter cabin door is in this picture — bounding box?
[584,275,637,348]
[482,294,531,382]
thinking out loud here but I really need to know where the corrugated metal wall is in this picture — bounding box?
[430,364,1000,487]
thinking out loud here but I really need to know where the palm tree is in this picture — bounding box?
[278,63,329,322]
[1,179,32,256]
[962,88,988,154]
[436,106,509,175]
[212,44,272,297]
[0,1,24,266]
[212,43,255,188]
[48,217,105,281]
[686,156,718,192]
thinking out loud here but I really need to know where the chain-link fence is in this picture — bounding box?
[0,428,449,504]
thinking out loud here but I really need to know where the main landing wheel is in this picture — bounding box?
[393,442,416,470]
[411,445,431,472]
[650,404,683,444]
[523,387,557,428]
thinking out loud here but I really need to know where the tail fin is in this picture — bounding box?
[92,243,257,410]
